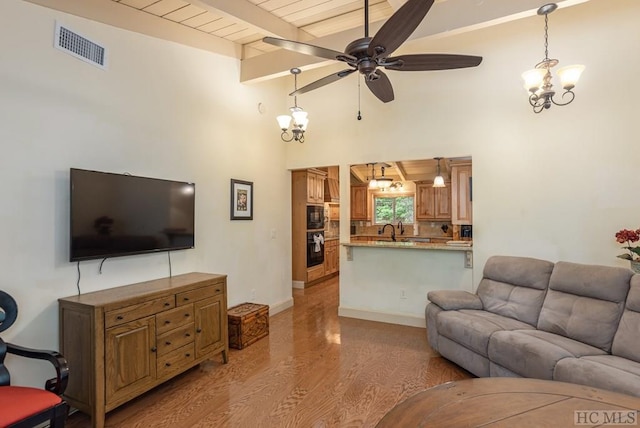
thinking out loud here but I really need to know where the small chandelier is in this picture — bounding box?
[521,3,585,113]
[277,68,308,143]
[433,157,445,188]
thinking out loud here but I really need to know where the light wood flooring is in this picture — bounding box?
[66,276,471,427]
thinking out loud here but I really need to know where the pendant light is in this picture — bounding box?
[377,166,393,189]
[433,157,445,188]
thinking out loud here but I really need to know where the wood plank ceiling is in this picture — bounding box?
[25,0,590,82]
[112,0,393,58]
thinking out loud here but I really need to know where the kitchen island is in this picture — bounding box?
[338,240,473,327]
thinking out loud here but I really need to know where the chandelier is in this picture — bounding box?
[277,68,308,143]
[521,3,585,113]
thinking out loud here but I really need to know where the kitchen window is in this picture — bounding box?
[373,195,414,225]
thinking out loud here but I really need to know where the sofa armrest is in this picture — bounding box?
[427,290,483,311]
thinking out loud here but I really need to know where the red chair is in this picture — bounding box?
[0,290,69,428]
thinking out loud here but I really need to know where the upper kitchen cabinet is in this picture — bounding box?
[416,182,451,220]
[350,185,369,221]
[451,163,472,225]
[305,168,327,205]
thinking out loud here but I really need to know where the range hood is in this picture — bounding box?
[324,178,340,202]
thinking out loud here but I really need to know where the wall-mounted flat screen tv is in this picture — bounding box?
[70,168,195,262]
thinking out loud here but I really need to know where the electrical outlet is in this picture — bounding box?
[270,228,277,239]
[250,289,256,300]
[400,289,407,299]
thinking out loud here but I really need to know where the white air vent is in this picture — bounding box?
[54,22,107,69]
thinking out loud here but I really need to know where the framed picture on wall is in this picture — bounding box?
[230,179,253,220]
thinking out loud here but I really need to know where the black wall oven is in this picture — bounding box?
[307,205,325,230]
[307,231,325,267]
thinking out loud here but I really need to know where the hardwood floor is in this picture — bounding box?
[66,276,471,427]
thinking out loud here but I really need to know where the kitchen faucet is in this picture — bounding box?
[381,223,396,242]
[397,221,405,235]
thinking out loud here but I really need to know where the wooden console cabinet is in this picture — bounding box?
[58,272,228,428]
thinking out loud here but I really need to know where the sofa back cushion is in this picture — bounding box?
[476,256,554,326]
[537,261,632,352]
[611,275,640,362]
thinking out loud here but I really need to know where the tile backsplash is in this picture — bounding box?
[351,221,453,238]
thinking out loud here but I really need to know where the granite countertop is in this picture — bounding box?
[342,241,472,252]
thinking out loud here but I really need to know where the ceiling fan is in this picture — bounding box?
[263,0,483,103]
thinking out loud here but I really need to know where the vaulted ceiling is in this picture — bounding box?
[25,0,590,83]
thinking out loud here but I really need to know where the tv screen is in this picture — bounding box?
[70,168,195,262]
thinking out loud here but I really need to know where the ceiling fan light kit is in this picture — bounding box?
[264,0,482,104]
[278,68,308,143]
[522,3,585,113]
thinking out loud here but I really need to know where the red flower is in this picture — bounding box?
[616,228,640,261]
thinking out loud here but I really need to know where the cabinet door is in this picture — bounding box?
[451,165,473,225]
[105,316,157,405]
[315,174,325,203]
[415,184,435,220]
[307,173,318,203]
[434,186,451,219]
[194,295,226,358]
[350,185,369,220]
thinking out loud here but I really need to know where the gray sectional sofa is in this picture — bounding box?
[426,255,640,397]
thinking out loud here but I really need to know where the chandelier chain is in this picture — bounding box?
[543,13,549,61]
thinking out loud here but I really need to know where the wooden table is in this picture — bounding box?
[376,378,640,427]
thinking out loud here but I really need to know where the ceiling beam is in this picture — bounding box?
[192,0,312,41]
[240,0,590,83]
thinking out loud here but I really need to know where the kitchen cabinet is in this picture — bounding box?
[415,182,451,220]
[350,185,369,220]
[451,163,473,225]
[328,204,340,221]
[306,169,326,204]
[324,239,339,276]
[59,273,228,428]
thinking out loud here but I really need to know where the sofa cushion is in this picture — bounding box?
[537,262,632,352]
[611,275,640,363]
[488,329,606,380]
[554,355,640,397]
[436,309,534,357]
[476,256,554,326]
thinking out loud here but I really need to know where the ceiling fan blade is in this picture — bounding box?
[365,70,394,103]
[384,54,483,71]
[290,69,357,96]
[263,37,354,62]
[367,0,435,59]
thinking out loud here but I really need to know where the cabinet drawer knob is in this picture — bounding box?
[183,297,190,301]
[165,362,171,367]
[184,313,190,317]
[116,315,124,320]
[196,328,202,333]
[216,289,221,293]
[164,302,171,307]
[151,347,157,353]
[165,341,171,345]
[186,353,191,357]
[164,320,171,325]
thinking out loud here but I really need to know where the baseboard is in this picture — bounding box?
[292,281,305,289]
[338,306,426,328]
[269,297,293,316]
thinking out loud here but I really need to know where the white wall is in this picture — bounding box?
[282,1,640,315]
[0,0,292,386]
